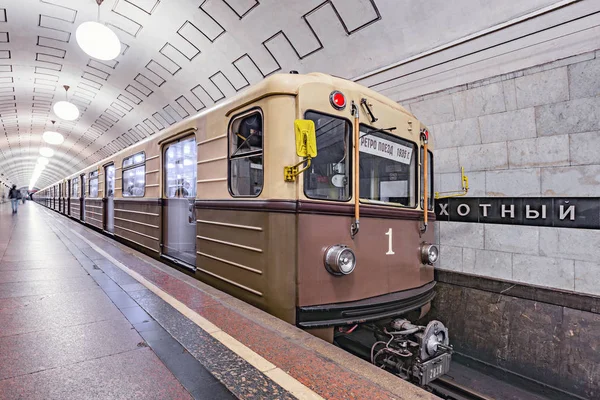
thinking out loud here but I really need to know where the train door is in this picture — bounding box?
[59,183,62,213]
[104,164,115,233]
[80,174,85,221]
[161,136,197,267]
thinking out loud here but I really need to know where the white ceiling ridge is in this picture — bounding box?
[351,0,580,83]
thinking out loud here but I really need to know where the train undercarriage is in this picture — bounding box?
[334,317,452,386]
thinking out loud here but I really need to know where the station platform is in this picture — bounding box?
[0,200,435,400]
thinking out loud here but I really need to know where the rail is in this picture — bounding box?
[428,376,493,400]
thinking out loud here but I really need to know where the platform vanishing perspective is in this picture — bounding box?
[0,201,436,400]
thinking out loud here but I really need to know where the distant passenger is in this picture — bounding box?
[175,181,189,198]
[22,192,26,204]
[8,185,18,214]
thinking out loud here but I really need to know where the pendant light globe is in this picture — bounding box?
[43,130,64,145]
[39,147,55,158]
[53,101,79,121]
[76,21,121,61]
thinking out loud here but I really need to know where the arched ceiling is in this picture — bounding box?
[0,0,563,189]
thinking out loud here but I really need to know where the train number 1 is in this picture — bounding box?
[385,228,395,255]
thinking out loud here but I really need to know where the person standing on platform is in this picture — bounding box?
[8,184,18,213]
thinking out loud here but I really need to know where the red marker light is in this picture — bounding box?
[330,91,346,110]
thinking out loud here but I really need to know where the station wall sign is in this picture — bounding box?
[435,197,600,229]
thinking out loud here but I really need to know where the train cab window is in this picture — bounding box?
[229,111,263,197]
[165,137,196,198]
[122,152,146,197]
[359,125,416,207]
[89,171,99,197]
[303,111,351,201]
[420,147,434,210]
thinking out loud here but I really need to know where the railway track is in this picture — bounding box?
[428,376,495,400]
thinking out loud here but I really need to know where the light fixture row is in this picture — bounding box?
[29,157,50,190]
[51,0,121,122]
[31,0,122,189]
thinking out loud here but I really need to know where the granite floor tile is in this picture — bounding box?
[0,258,81,270]
[129,289,295,400]
[133,320,164,332]
[121,282,147,292]
[0,289,125,337]
[0,348,192,400]
[120,305,152,325]
[0,268,90,284]
[105,290,139,309]
[1,252,75,262]
[0,276,99,299]
[0,318,142,380]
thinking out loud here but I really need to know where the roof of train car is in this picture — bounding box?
[41,72,416,190]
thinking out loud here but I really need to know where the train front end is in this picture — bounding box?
[292,74,452,386]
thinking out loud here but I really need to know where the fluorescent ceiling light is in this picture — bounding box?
[53,101,80,121]
[43,130,64,145]
[39,147,55,157]
[37,157,49,166]
[76,21,121,61]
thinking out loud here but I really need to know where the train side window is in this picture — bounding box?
[420,147,434,210]
[72,178,78,198]
[165,137,197,198]
[303,111,351,201]
[229,111,263,197]
[122,152,146,197]
[89,171,99,198]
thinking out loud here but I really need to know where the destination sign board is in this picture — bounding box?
[359,134,413,165]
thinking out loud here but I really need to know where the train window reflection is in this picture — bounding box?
[123,152,146,197]
[89,171,99,198]
[105,165,115,198]
[229,111,263,197]
[164,137,196,198]
[72,179,78,198]
[303,111,351,201]
[123,152,145,168]
[359,125,416,207]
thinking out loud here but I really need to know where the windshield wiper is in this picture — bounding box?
[361,98,378,123]
[359,127,396,138]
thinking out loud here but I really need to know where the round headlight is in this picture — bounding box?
[324,245,356,275]
[420,244,439,265]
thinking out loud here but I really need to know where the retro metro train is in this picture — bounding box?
[34,72,451,386]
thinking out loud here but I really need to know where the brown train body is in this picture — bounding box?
[35,73,438,342]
